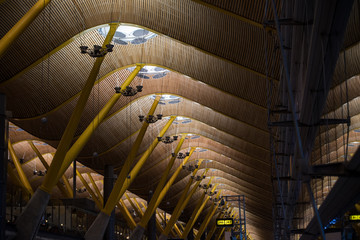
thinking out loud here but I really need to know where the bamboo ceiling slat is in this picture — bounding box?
[0,0,279,81]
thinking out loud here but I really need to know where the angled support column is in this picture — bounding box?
[173,223,182,237]
[85,116,175,240]
[0,0,51,58]
[87,173,103,205]
[216,228,225,240]
[76,169,102,209]
[182,184,218,238]
[28,141,71,198]
[130,145,194,240]
[57,63,145,179]
[194,201,220,240]
[125,194,143,217]
[205,212,223,240]
[8,140,33,195]
[159,167,208,240]
[181,181,216,238]
[14,24,118,240]
[118,199,137,229]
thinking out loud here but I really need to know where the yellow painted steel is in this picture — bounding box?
[87,173,103,205]
[181,183,218,238]
[8,140,33,195]
[118,199,137,229]
[216,228,226,240]
[7,163,30,195]
[173,223,182,237]
[205,212,223,240]
[98,95,161,209]
[75,169,102,209]
[103,116,176,215]
[138,136,187,228]
[134,198,145,215]
[194,201,219,240]
[125,194,143,217]
[0,0,51,58]
[57,64,145,179]
[141,202,167,233]
[40,23,118,194]
[28,141,71,198]
[162,167,208,236]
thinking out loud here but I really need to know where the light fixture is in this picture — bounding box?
[182,164,198,172]
[115,85,143,96]
[176,152,190,159]
[33,170,46,176]
[199,183,212,190]
[76,187,87,193]
[190,175,206,181]
[80,44,114,58]
[138,113,162,124]
[157,135,178,144]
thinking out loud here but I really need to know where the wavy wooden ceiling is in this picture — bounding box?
[3,0,360,239]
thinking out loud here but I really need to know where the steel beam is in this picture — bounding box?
[87,173,103,205]
[102,115,175,216]
[118,199,137,229]
[161,167,208,238]
[84,117,175,240]
[194,202,219,240]
[181,183,217,238]
[57,64,144,180]
[28,141,71,198]
[0,0,51,58]
[138,136,186,228]
[8,140,33,195]
[76,169,102,209]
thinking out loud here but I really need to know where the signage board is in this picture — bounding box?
[349,215,360,221]
[216,218,234,227]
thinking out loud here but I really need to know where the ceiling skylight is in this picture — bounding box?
[98,25,157,45]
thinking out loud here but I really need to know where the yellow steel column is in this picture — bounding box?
[57,64,145,179]
[0,0,51,58]
[87,173,103,205]
[141,202,166,233]
[7,163,30,195]
[118,199,137,229]
[125,194,143,217]
[102,116,176,215]
[28,141,71,198]
[134,198,145,216]
[8,140,33,195]
[194,203,219,240]
[40,23,119,194]
[181,184,218,238]
[216,228,226,240]
[173,223,182,237]
[138,136,187,228]
[162,168,208,237]
[205,212,222,240]
[76,169,102,209]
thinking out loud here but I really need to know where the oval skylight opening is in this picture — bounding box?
[98,25,157,45]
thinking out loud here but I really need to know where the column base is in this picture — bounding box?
[129,224,145,240]
[84,211,110,240]
[158,233,168,240]
[15,188,50,240]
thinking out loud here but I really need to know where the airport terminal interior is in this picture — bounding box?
[1,0,360,239]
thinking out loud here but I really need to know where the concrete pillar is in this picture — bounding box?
[0,94,8,240]
[147,190,156,240]
[104,165,115,240]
